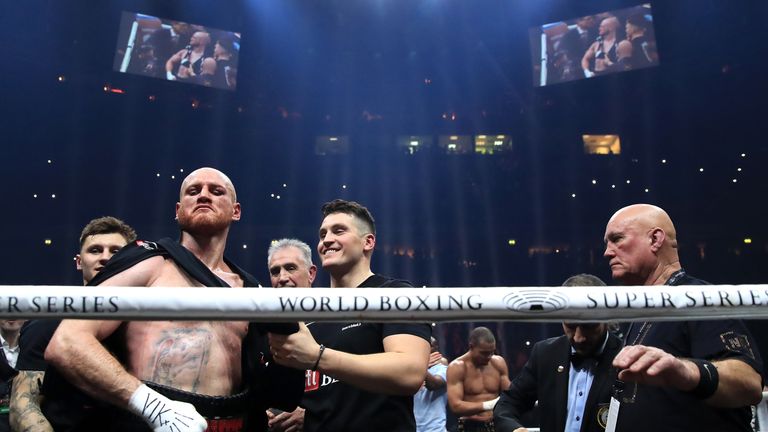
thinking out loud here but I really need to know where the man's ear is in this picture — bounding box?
[363,233,376,252]
[649,227,666,252]
[232,202,242,221]
[175,202,181,220]
[308,265,318,285]
[75,254,82,271]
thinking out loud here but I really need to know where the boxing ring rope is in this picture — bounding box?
[4,285,768,430]
[539,31,548,86]
[119,20,139,73]
[1,284,768,321]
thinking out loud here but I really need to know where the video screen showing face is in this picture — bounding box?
[530,4,658,87]
[114,12,240,91]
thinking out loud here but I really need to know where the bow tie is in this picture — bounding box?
[570,352,599,370]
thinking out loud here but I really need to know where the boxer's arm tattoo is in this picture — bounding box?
[149,328,212,391]
[10,370,54,432]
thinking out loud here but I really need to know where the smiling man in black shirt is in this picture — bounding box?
[268,199,431,432]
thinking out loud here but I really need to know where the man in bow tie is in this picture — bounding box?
[494,274,622,432]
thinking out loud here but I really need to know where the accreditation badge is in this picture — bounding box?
[605,396,620,432]
[604,380,624,432]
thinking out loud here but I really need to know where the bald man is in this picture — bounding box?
[581,16,620,76]
[45,168,303,432]
[604,204,763,432]
[166,31,212,80]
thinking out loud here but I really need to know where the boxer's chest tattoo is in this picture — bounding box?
[148,328,213,391]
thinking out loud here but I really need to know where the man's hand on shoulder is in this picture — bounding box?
[428,351,443,368]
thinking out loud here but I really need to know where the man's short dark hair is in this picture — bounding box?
[321,199,376,235]
[216,35,237,55]
[562,273,606,287]
[79,216,137,247]
[469,326,496,346]
[626,13,650,30]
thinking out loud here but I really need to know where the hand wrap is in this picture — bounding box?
[481,396,500,411]
[128,384,208,432]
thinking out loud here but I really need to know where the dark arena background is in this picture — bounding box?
[2,0,768,402]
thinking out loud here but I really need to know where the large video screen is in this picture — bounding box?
[113,12,240,91]
[530,4,658,87]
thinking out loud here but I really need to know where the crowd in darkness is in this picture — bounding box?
[2,1,766,430]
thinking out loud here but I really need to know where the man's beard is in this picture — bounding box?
[178,211,230,236]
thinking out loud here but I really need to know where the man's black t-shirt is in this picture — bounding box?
[301,274,432,432]
[628,35,654,70]
[16,320,59,372]
[616,271,763,432]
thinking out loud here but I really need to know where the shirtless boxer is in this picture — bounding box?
[166,31,211,80]
[447,327,511,432]
[45,168,301,432]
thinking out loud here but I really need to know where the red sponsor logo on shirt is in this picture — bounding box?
[305,370,319,392]
[304,370,339,392]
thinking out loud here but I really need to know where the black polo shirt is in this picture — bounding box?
[616,271,763,432]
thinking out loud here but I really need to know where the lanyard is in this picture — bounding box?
[608,269,686,431]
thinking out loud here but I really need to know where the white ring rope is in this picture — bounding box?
[119,20,139,73]
[1,285,768,321]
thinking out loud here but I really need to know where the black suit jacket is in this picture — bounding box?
[0,352,14,383]
[0,349,17,432]
[494,332,621,432]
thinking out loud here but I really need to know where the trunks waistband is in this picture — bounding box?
[104,411,246,432]
[144,381,249,419]
[458,418,495,432]
[205,417,245,432]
